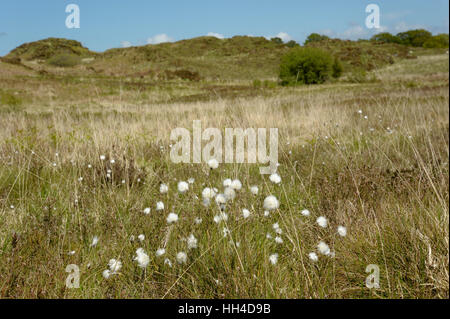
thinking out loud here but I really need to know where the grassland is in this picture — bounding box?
[0,38,448,298]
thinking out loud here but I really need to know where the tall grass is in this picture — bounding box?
[0,55,448,298]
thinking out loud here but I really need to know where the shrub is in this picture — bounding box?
[397,29,432,47]
[252,79,262,88]
[304,33,330,45]
[47,54,81,67]
[332,57,343,78]
[285,40,299,48]
[423,34,449,48]
[370,32,401,44]
[279,47,339,85]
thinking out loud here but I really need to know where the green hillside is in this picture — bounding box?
[3,35,439,81]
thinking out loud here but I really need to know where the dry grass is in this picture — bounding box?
[0,54,448,299]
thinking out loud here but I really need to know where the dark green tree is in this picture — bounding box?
[304,33,330,45]
[279,47,338,85]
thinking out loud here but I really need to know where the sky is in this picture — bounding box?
[0,0,448,55]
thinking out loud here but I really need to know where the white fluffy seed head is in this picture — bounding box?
[177,181,189,193]
[156,248,166,256]
[316,216,328,228]
[317,241,331,256]
[166,212,179,224]
[159,183,169,194]
[224,187,236,201]
[269,253,279,265]
[337,226,347,237]
[309,252,319,262]
[202,187,216,199]
[230,179,242,190]
[301,209,311,216]
[269,173,281,184]
[250,185,259,195]
[134,248,150,268]
[223,178,232,187]
[108,259,122,273]
[102,269,111,279]
[187,234,198,250]
[176,251,187,264]
[264,195,280,211]
[207,158,219,169]
[242,209,250,219]
[138,234,145,242]
[143,207,151,215]
[215,194,226,205]
[156,201,164,211]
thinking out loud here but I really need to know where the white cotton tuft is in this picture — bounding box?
[202,187,216,199]
[242,208,251,219]
[301,209,310,217]
[156,248,166,257]
[224,187,236,201]
[134,248,150,268]
[187,234,198,249]
[230,179,242,190]
[223,178,232,187]
[249,185,259,195]
[317,241,331,256]
[166,212,179,224]
[177,181,189,193]
[176,251,187,264]
[337,226,347,237]
[159,183,169,194]
[156,201,164,211]
[316,216,328,228]
[143,207,151,215]
[309,252,319,262]
[207,158,219,169]
[269,173,281,184]
[263,195,280,211]
[269,253,279,265]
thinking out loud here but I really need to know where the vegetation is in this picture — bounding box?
[279,47,341,85]
[0,32,448,299]
[47,54,81,67]
[370,29,449,49]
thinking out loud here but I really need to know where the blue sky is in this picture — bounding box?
[0,0,448,55]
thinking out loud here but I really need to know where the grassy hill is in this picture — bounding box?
[2,35,440,81]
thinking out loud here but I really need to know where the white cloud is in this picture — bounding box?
[146,34,174,45]
[394,21,425,33]
[276,32,293,42]
[265,32,293,43]
[339,25,368,39]
[121,41,132,48]
[207,32,225,39]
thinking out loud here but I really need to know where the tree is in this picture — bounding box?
[270,37,283,44]
[370,32,401,44]
[396,29,432,47]
[304,33,330,45]
[279,47,340,85]
[423,34,449,48]
[286,40,299,48]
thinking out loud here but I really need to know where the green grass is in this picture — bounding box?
[0,40,448,299]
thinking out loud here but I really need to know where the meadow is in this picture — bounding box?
[0,38,448,298]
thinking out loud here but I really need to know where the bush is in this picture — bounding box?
[47,54,81,67]
[423,34,449,48]
[332,57,343,78]
[397,29,432,47]
[279,47,340,85]
[370,32,401,44]
[304,33,330,45]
